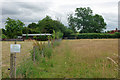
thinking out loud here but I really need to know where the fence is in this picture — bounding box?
[2,39,62,78]
[2,39,24,41]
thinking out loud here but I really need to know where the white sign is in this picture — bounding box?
[10,44,21,53]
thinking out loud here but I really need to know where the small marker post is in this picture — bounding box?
[10,41,16,78]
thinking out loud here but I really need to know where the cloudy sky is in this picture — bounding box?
[0,0,119,31]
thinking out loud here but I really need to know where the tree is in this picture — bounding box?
[2,28,6,35]
[2,34,7,39]
[68,7,106,33]
[63,27,74,37]
[5,17,24,38]
[22,27,29,34]
[28,22,37,29]
[68,14,77,33]
[37,15,66,34]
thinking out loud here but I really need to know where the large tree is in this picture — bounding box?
[28,22,37,29]
[5,17,24,38]
[68,14,76,33]
[68,7,106,33]
[37,16,66,34]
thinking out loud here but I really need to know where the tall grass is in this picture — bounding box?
[16,39,61,78]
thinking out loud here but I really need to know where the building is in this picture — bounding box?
[22,34,52,40]
[109,28,120,34]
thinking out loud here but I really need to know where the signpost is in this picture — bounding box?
[10,41,21,78]
[10,44,21,53]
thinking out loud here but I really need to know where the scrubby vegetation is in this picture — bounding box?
[16,30,62,78]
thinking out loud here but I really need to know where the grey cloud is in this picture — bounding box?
[16,2,52,12]
[2,2,52,16]
[2,2,53,23]
[2,2,22,15]
[2,8,21,15]
[1,0,118,31]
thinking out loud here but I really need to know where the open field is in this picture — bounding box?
[46,39,118,78]
[2,39,118,78]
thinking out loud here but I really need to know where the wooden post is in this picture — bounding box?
[14,41,16,78]
[48,40,50,47]
[10,54,14,78]
[33,46,36,63]
[10,41,16,78]
[14,53,16,78]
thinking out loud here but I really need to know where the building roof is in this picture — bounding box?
[22,34,52,36]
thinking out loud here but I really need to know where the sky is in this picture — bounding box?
[0,0,119,31]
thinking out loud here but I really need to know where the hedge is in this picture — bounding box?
[31,33,120,40]
[66,33,120,39]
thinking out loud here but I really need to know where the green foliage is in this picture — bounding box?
[114,32,120,38]
[22,27,29,34]
[37,16,66,34]
[33,36,37,40]
[52,30,63,39]
[67,14,77,33]
[63,28,74,37]
[30,40,57,60]
[25,34,29,39]
[44,47,53,59]
[47,35,52,40]
[66,33,120,39]
[5,17,24,38]
[19,40,61,78]
[68,7,106,33]
[28,23,37,29]
[16,59,34,78]
[2,34,7,39]
[52,30,56,39]
[52,41,61,47]
[56,31,63,39]
[2,28,6,35]
[37,35,48,41]
[3,16,73,39]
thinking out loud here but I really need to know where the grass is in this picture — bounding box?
[2,39,118,78]
[2,40,47,78]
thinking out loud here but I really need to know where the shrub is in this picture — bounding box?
[2,34,7,39]
[67,33,120,39]
[37,35,48,41]
[25,34,29,39]
[114,32,120,38]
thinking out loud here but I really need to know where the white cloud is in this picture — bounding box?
[1,0,119,30]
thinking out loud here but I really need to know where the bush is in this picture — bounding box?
[63,28,74,37]
[67,33,120,39]
[2,34,7,39]
[36,35,48,41]
[114,32,120,38]
[26,34,29,39]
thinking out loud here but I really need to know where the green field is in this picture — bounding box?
[2,39,118,78]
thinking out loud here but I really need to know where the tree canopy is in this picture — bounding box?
[5,17,24,38]
[3,16,72,39]
[2,8,107,39]
[37,16,66,34]
[68,7,106,33]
